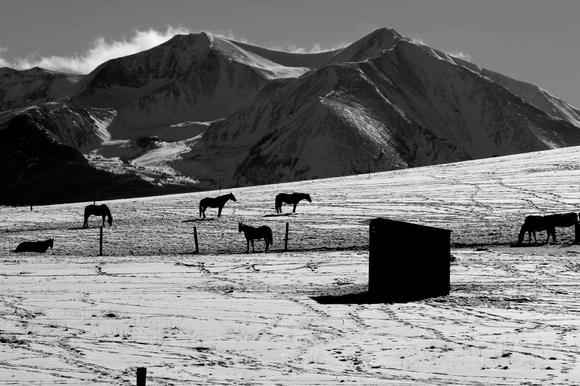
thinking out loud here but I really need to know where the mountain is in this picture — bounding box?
[175,37,580,186]
[0,108,200,205]
[0,103,116,152]
[2,28,580,203]
[72,32,304,140]
[0,67,81,111]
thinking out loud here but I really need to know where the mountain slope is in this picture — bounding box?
[0,67,81,111]
[71,33,287,139]
[2,28,580,201]
[175,38,580,188]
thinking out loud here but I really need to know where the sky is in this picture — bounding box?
[1,0,579,107]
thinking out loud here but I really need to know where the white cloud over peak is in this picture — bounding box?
[0,26,191,74]
[447,51,472,62]
[0,26,349,74]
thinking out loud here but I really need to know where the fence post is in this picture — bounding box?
[284,222,289,252]
[99,226,103,256]
[194,226,199,254]
[136,367,146,386]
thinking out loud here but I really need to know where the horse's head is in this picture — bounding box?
[230,193,237,202]
[238,222,243,232]
[49,239,54,249]
[305,194,312,202]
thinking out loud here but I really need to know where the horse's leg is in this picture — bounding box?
[246,239,249,253]
[83,216,88,228]
[265,240,269,252]
[218,206,222,217]
[251,239,255,253]
[292,203,297,213]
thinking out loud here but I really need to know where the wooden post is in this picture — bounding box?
[99,226,103,256]
[136,367,146,386]
[284,222,289,252]
[194,226,199,254]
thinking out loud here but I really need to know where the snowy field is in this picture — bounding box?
[1,146,579,384]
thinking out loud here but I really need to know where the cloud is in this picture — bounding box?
[447,51,472,62]
[0,26,191,74]
[409,34,427,45]
[0,47,9,67]
[0,26,349,74]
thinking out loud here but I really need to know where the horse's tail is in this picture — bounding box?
[267,227,273,245]
[105,205,113,226]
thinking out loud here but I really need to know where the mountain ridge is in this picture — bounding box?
[2,28,580,203]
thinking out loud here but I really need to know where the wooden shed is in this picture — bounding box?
[369,218,451,300]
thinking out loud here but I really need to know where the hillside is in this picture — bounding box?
[177,38,580,187]
[1,146,579,384]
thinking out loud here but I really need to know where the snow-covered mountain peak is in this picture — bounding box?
[329,27,403,64]
[159,32,213,54]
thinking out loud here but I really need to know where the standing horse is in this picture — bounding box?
[13,238,54,253]
[518,215,555,244]
[517,212,577,244]
[275,192,312,214]
[199,193,236,219]
[83,204,113,228]
[238,222,273,253]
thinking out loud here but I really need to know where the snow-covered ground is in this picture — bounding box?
[1,146,579,384]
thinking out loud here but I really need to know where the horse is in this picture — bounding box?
[544,212,578,228]
[518,215,555,244]
[517,212,578,244]
[12,238,53,253]
[199,193,236,219]
[275,192,312,214]
[238,222,273,253]
[83,204,113,228]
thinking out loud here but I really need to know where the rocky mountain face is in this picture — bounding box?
[0,67,80,110]
[176,37,580,186]
[2,28,580,203]
[72,33,275,139]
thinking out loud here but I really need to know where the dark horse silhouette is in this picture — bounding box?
[83,204,113,228]
[275,192,312,214]
[12,238,53,253]
[238,222,273,253]
[199,193,236,219]
[518,212,578,244]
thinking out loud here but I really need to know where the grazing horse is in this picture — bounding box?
[518,215,555,244]
[199,193,236,219]
[517,212,578,244]
[12,238,53,253]
[275,192,312,214]
[83,204,113,228]
[238,222,273,253]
